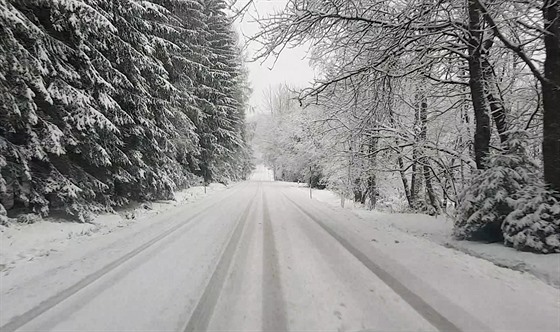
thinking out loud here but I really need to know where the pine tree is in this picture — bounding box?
[502,185,560,253]
[143,0,208,184]
[454,131,539,242]
[111,0,200,200]
[0,0,252,221]
[193,0,250,183]
[0,0,126,220]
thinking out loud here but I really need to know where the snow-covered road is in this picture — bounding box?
[1,178,559,331]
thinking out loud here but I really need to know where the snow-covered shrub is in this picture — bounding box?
[454,131,538,241]
[502,186,560,253]
[17,213,41,224]
[0,203,7,226]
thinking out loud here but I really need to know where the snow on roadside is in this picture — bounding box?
[298,184,560,289]
[0,184,226,275]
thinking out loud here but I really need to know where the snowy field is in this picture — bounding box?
[0,183,227,275]
[296,183,560,289]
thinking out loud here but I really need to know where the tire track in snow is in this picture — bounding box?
[0,186,245,332]
[262,191,288,331]
[282,193,468,332]
[183,184,260,332]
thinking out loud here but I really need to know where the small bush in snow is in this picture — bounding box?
[17,213,42,224]
[0,203,8,226]
[502,186,560,254]
[454,131,538,242]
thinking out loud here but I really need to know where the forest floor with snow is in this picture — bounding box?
[0,184,227,276]
[298,184,560,289]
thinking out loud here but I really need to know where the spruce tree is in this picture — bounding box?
[1,0,125,220]
[0,0,252,221]
[454,131,539,242]
[503,185,560,253]
[195,0,250,183]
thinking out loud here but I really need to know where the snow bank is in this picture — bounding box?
[0,184,226,274]
[298,185,560,288]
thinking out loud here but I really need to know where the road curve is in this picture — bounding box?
[1,180,559,331]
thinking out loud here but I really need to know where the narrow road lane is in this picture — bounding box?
[1,180,559,331]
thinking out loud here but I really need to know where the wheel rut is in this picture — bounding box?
[262,190,288,331]
[183,186,260,332]
[0,186,245,332]
[282,193,465,332]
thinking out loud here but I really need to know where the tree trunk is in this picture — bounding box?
[366,137,378,210]
[411,90,426,210]
[353,177,365,204]
[482,57,509,145]
[366,175,377,210]
[417,90,440,215]
[442,185,448,211]
[424,161,441,215]
[468,0,492,169]
[353,176,366,205]
[410,136,422,210]
[419,92,430,212]
[397,154,413,208]
[387,93,412,208]
[543,0,560,193]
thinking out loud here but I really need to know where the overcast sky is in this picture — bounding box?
[233,0,316,113]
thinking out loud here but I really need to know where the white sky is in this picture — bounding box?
[232,0,316,113]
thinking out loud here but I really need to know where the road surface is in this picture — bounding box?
[1,176,559,331]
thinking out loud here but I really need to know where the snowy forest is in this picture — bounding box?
[1,0,559,254]
[251,0,560,253]
[0,0,253,223]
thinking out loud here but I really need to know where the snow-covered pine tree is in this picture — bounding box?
[0,0,127,220]
[1,0,250,221]
[454,131,539,242]
[193,0,250,183]
[214,44,253,182]
[502,185,560,253]
[116,0,200,199]
[140,0,210,188]
[229,54,254,180]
